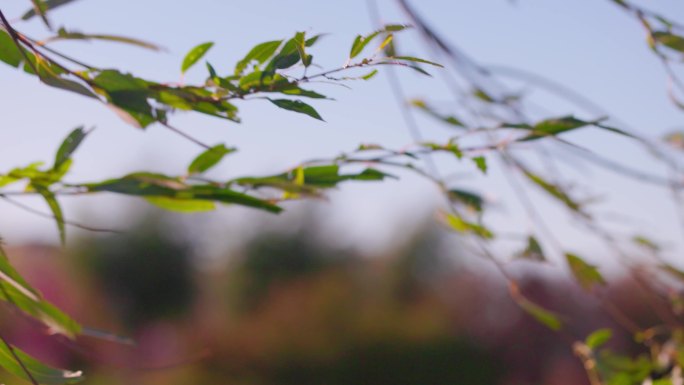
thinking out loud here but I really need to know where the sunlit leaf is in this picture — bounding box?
[440,211,493,239]
[182,42,214,73]
[390,56,443,67]
[45,28,161,51]
[188,144,235,174]
[235,40,282,75]
[145,197,216,213]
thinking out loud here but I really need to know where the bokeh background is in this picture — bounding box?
[1,1,684,384]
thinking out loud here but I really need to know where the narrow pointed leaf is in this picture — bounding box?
[269,99,323,121]
[182,42,214,73]
[188,144,235,174]
[0,342,83,384]
[53,127,88,170]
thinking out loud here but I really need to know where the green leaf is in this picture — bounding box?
[269,99,324,121]
[0,341,83,384]
[390,56,443,67]
[233,165,393,191]
[21,0,79,20]
[29,0,52,28]
[188,144,235,174]
[53,127,88,171]
[0,246,81,338]
[235,40,282,75]
[265,33,304,72]
[92,70,156,128]
[145,197,216,213]
[86,173,282,213]
[447,189,484,213]
[0,31,23,68]
[517,236,546,262]
[632,235,660,252]
[411,99,464,128]
[350,31,381,59]
[361,69,378,80]
[472,156,487,174]
[441,212,493,239]
[586,328,612,349]
[510,283,562,331]
[652,31,684,53]
[523,170,582,213]
[566,253,606,291]
[181,42,214,73]
[33,184,65,245]
[46,28,161,51]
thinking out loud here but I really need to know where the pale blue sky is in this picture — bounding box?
[0,0,683,264]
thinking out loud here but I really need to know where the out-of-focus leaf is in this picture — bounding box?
[586,328,612,349]
[269,99,323,121]
[517,236,546,262]
[21,0,79,20]
[448,189,484,213]
[411,99,464,128]
[0,247,81,338]
[423,141,462,159]
[0,342,83,384]
[361,69,378,80]
[514,116,635,142]
[566,253,606,291]
[441,211,493,239]
[29,0,51,28]
[33,184,65,245]
[188,144,235,174]
[145,197,215,213]
[510,282,562,331]
[390,56,443,67]
[632,235,660,253]
[663,131,684,150]
[44,28,161,51]
[523,170,582,213]
[182,42,214,73]
[0,31,23,68]
[472,156,487,174]
[653,31,684,53]
[53,127,88,171]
